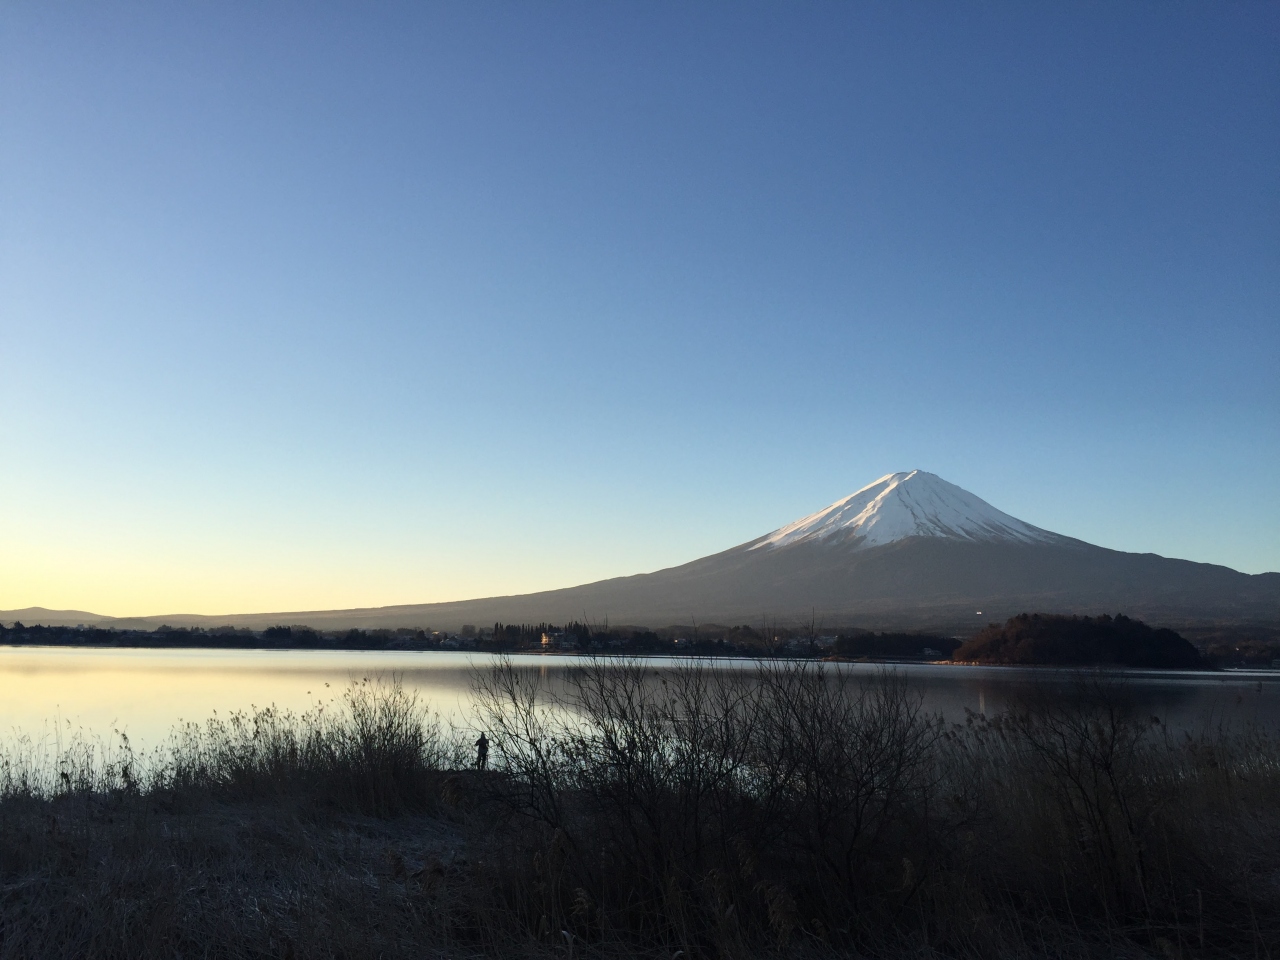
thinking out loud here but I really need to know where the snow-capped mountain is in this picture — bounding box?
[752,470,1058,551]
[12,471,1277,632]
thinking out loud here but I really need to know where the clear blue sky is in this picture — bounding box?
[2,2,1277,616]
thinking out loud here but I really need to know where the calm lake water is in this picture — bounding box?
[2,646,1278,751]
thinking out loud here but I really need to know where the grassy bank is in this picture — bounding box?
[1,665,1277,958]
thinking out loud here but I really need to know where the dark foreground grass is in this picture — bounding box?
[1,666,1277,959]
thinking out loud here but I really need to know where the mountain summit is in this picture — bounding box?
[752,470,1059,551]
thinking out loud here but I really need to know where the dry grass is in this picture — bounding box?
[1,665,1277,959]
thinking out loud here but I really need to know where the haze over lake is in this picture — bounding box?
[3,646,1278,753]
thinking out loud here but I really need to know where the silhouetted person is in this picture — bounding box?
[475,732,489,771]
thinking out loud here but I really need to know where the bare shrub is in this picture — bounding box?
[752,662,943,921]
[469,656,944,954]
[936,671,1280,956]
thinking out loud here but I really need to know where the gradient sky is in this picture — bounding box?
[2,2,1277,617]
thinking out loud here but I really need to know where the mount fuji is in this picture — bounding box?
[7,471,1278,632]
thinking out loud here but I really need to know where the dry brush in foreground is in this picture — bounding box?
[0,665,1277,959]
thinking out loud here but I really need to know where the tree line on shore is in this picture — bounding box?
[0,618,956,657]
[1,613,1274,668]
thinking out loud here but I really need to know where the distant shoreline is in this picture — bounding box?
[2,642,1266,677]
[4,611,1273,669]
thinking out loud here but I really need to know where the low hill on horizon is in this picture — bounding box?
[5,472,1278,635]
[954,613,1207,668]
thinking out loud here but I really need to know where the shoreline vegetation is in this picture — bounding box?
[1,664,1277,958]
[1,613,1275,668]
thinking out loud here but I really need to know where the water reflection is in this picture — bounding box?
[1,646,1277,750]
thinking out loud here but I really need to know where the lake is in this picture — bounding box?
[2,646,1278,751]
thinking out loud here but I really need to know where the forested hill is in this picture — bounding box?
[953,613,1207,668]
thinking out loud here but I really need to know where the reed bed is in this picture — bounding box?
[0,663,1276,959]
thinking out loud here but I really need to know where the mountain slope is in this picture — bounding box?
[5,471,1278,632]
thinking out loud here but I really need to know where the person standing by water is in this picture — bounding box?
[475,732,489,771]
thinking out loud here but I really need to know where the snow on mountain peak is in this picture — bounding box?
[751,471,1058,552]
